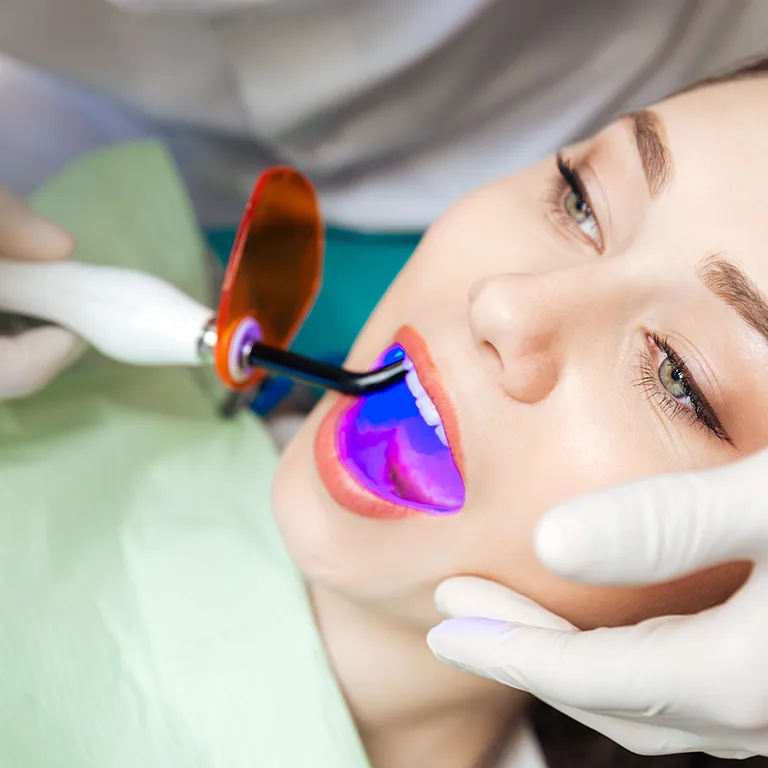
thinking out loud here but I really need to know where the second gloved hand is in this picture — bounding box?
[0,187,84,398]
[427,450,768,760]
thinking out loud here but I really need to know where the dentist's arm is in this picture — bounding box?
[427,450,768,759]
[0,187,84,398]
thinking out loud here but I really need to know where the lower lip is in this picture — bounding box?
[315,326,464,520]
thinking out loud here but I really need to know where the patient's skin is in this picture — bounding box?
[273,77,768,766]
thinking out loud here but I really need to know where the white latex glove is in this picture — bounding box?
[0,187,84,398]
[427,451,768,760]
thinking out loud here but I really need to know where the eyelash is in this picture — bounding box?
[548,153,603,251]
[634,332,730,443]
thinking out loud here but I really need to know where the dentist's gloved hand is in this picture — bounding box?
[0,187,83,398]
[427,451,768,760]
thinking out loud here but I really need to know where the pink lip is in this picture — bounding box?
[315,325,464,520]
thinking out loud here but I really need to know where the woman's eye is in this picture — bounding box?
[635,332,731,444]
[553,153,603,251]
[564,189,600,243]
[658,355,689,402]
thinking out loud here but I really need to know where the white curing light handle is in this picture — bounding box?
[0,259,215,365]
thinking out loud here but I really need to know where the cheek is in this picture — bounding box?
[459,398,716,629]
[465,439,751,630]
[271,409,345,584]
[535,561,751,631]
[463,459,750,629]
[384,176,561,309]
[380,198,491,310]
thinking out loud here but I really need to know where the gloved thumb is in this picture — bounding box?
[434,576,575,628]
[533,451,768,587]
[428,576,576,677]
[0,326,85,399]
[0,187,74,262]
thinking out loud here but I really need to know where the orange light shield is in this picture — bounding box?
[215,167,323,390]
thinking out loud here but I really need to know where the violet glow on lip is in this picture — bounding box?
[337,345,465,515]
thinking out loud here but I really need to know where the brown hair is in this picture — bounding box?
[530,52,768,768]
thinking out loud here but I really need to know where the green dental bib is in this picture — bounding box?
[0,142,370,768]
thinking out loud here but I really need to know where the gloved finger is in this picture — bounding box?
[534,452,768,586]
[428,607,768,757]
[0,326,85,399]
[427,612,705,713]
[434,576,575,630]
[0,187,74,262]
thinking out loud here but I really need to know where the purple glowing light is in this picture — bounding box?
[337,345,465,515]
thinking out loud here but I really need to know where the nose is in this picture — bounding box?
[468,271,585,404]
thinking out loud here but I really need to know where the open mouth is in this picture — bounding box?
[335,343,465,515]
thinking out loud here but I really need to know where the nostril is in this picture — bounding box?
[480,340,503,373]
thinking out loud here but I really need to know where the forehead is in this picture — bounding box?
[645,77,768,283]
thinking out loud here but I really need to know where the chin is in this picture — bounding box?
[271,397,461,627]
[272,401,349,587]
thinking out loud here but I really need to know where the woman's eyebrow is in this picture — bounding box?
[698,255,768,346]
[623,109,673,197]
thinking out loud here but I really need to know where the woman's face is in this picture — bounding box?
[273,78,768,631]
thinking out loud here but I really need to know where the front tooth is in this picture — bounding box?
[406,370,426,398]
[417,396,441,426]
[435,424,448,446]
[402,356,414,370]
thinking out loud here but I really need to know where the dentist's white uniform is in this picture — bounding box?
[0,0,766,230]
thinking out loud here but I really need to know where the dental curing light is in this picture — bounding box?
[0,167,406,405]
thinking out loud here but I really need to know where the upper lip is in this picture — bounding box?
[394,325,465,476]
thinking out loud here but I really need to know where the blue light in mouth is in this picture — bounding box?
[337,344,465,513]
